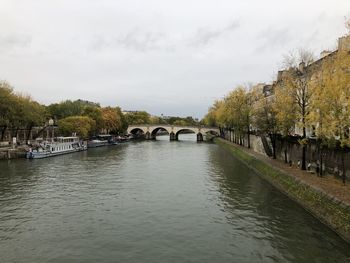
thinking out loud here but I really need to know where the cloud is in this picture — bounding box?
[91,29,172,52]
[188,21,240,47]
[0,35,32,50]
[255,26,293,52]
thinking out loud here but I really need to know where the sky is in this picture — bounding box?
[1,0,349,118]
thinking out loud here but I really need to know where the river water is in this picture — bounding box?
[0,134,350,263]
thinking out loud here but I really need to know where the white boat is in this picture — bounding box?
[26,136,87,159]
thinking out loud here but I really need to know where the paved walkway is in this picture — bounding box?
[225,140,350,207]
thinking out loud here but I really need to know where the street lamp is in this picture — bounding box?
[48,118,54,142]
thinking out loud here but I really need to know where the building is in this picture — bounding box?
[270,34,350,138]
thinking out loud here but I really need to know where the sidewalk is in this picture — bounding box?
[226,140,350,207]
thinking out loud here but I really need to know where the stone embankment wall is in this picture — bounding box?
[0,148,27,160]
[222,129,350,178]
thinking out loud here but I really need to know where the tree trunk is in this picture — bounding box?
[284,148,287,163]
[284,140,288,163]
[0,126,7,141]
[273,134,277,159]
[270,134,277,159]
[319,147,323,177]
[26,124,33,141]
[302,126,306,170]
[342,149,346,185]
[247,126,251,149]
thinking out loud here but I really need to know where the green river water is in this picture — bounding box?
[0,134,349,262]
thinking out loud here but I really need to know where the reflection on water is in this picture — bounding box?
[0,139,349,263]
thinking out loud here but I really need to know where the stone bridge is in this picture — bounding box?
[127,124,220,141]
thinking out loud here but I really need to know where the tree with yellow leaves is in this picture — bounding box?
[253,90,279,159]
[222,85,259,148]
[101,107,125,134]
[273,73,298,163]
[58,116,96,139]
[275,64,314,170]
[308,55,337,176]
[313,48,350,182]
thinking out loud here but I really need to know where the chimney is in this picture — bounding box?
[338,35,350,51]
[277,70,283,81]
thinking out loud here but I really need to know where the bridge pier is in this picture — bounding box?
[170,132,176,141]
[197,133,203,142]
[145,132,152,140]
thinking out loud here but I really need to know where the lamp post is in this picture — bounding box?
[49,118,54,142]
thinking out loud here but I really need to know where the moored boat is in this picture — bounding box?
[87,134,118,148]
[26,136,87,159]
[116,135,130,143]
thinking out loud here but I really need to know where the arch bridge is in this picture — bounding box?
[127,124,219,142]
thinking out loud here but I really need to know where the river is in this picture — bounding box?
[0,134,349,262]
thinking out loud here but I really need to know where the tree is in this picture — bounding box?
[58,116,95,139]
[0,81,17,140]
[314,48,350,182]
[276,49,313,170]
[82,106,104,135]
[223,89,244,144]
[253,91,279,158]
[124,111,151,125]
[47,100,100,120]
[202,100,226,136]
[0,82,46,141]
[223,86,257,147]
[282,48,315,69]
[173,119,187,126]
[308,57,337,176]
[17,95,46,140]
[274,76,297,163]
[345,17,350,32]
[101,107,125,134]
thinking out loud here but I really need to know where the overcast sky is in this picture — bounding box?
[1,0,349,118]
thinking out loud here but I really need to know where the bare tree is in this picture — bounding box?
[282,48,315,69]
[345,17,350,32]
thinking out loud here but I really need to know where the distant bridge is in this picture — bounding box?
[127,124,220,141]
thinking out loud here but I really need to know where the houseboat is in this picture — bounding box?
[26,136,87,159]
[87,134,118,148]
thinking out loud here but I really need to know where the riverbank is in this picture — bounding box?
[214,137,350,243]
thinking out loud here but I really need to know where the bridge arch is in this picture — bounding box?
[174,128,197,141]
[128,127,148,139]
[150,126,171,140]
[129,127,147,135]
[150,126,172,135]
